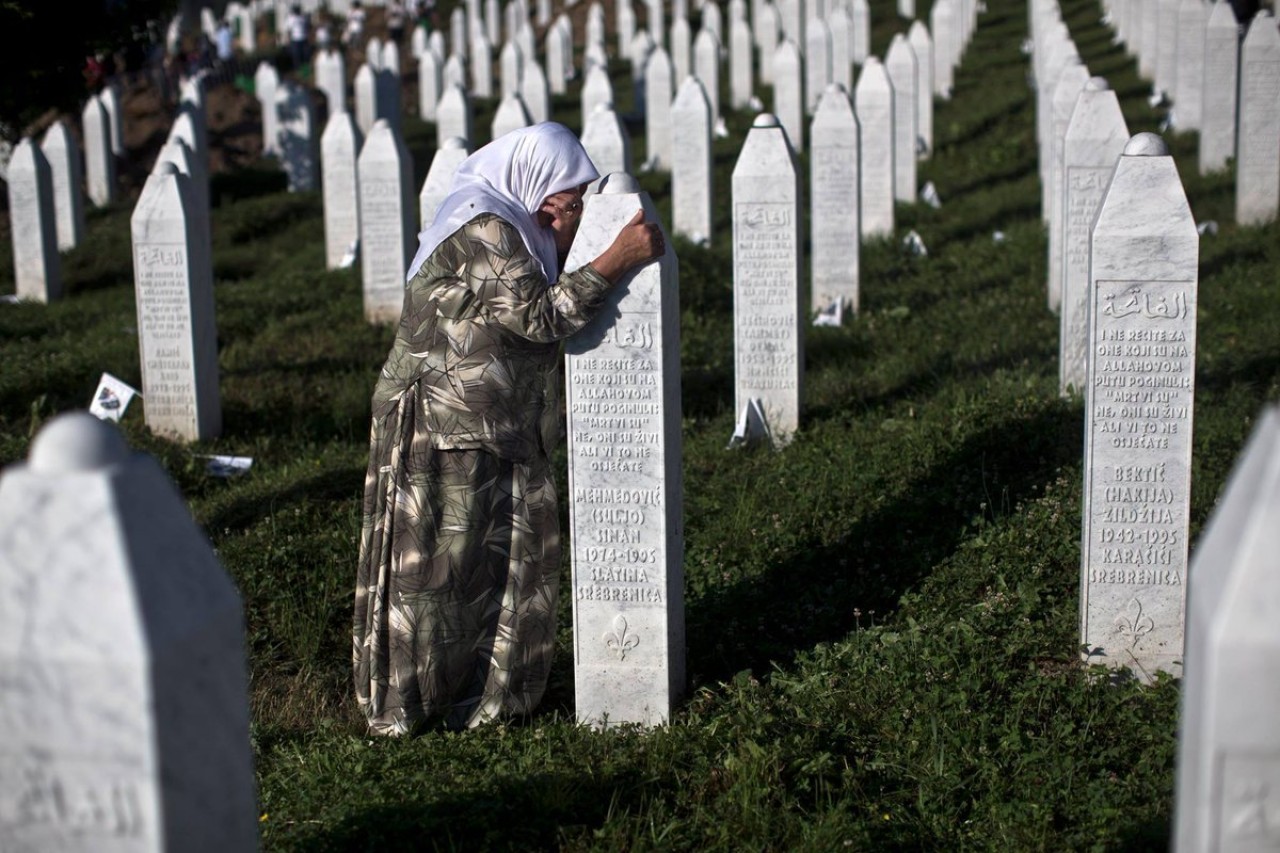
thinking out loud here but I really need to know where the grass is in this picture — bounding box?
[1,0,1279,847]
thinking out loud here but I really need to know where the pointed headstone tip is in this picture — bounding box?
[752,113,781,127]
[1124,132,1168,157]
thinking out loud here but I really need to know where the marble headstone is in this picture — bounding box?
[321,111,362,269]
[1046,61,1091,313]
[357,121,415,324]
[131,163,221,441]
[810,84,861,317]
[276,82,318,192]
[419,137,470,228]
[83,94,117,208]
[7,139,63,303]
[772,40,805,152]
[419,47,443,121]
[471,32,494,99]
[671,76,713,244]
[354,63,379,134]
[732,114,802,447]
[316,48,347,116]
[907,21,935,156]
[1173,0,1207,130]
[805,17,833,114]
[520,57,551,124]
[644,47,675,170]
[693,27,722,127]
[41,120,85,252]
[828,6,854,92]
[1235,11,1280,226]
[255,61,280,155]
[437,83,474,147]
[851,0,871,64]
[885,34,919,203]
[1198,1,1238,175]
[563,173,685,729]
[930,0,957,97]
[582,63,616,127]
[730,16,754,109]
[101,83,125,157]
[490,92,533,139]
[855,57,895,237]
[581,104,633,178]
[671,17,693,86]
[1080,133,1198,681]
[0,413,256,852]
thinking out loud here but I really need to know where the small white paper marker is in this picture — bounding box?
[203,455,254,477]
[89,373,140,422]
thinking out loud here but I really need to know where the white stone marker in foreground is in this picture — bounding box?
[856,57,895,237]
[419,136,471,228]
[1199,1,1239,175]
[1080,133,1198,681]
[671,76,713,245]
[7,139,62,303]
[322,111,363,269]
[564,172,685,728]
[1235,11,1280,226]
[0,412,256,852]
[131,163,221,442]
[811,84,860,318]
[41,120,85,252]
[357,121,415,324]
[1059,78,1129,396]
[1173,405,1280,853]
[732,114,802,447]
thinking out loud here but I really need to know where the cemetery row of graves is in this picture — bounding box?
[1,0,1279,844]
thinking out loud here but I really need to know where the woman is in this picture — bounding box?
[354,123,664,734]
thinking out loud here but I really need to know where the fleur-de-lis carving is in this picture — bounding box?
[1114,597,1155,648]
[603,615,639,661]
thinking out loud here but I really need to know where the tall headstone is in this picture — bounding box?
[419,137,470,228]
[443,53,469,92]
[563,173,684,729]
[1173,405,1280,853]
[491,92,533,139]
[1060,78,1130,396]
[357,121,415,324]
[321,111,362,269]
[644,47,675,170]
[855,58,895,237]
[376,68,403,135]
[851,0,871,64]
[1173,0,1207,130]
[756,2,781,84]
[40,120,85,252]
[276,81,318,191]
[581,104,633,177]
[907,21,935,157]
[437,83,474,147]
[500,40,523,100]
[930,0,957,97]
[131,163,221,441]
[355,63,379,134]
[547,18,568,95]
[154,138,211,271]
[829,6,854,92]
[671,17,693,86]
[471,31,494,98]
[804,17,833,114]
[693,27,722,127]
[618,0,637,53]
[730,16,754,109]
[773,40,805,151]
[1235,11,1280,226]
[0,413,256,853]
[1155,0,1180,98]
[1080,133,1198,681]
[671,76,713,244]
[6,139,62,303]
[582,63,616,127]
[83,94,117,208]
[419,47,443,120]
[810,84,860,317]
[732,114,802,447]
[255,61,281,155]
[316,48,347,116]
[885,35,918,203]
[1046,61,1091,313]
[519,58,551,124]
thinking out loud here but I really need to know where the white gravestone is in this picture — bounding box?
[930,0,957,97]
[276,81,318,191]
[1059,78,1129,396]
[255,61,280,155]
[582,63,615,128]
[732,114,802,447]
[443,53,469,92]
[1155,0,1180,98]
[648,0,666,52]
[419,48,442,121]
[376,68,403,136]
[563,172,685,729]
[520,57,551,124]
[1080,133,1198,681]
[582,104,633,177]
[908,21,935,157]
[829,7,854,92]
[500,42,523,100]
[773,40,805,152]
[451,8,469,59]
[382,41,402,76]
[885,35,919,203]
[354,63,379,134]
[805,18,833,114]
[1173,405,1280,853]
[1235,11,1280,226]
[0,412,257,853]
[645,47,675,170]
[855,57,895,237]
[41,120,85,252]
[546,20,568,95]
[671,18,693,87]
[1198,1,1238,174]
[618,0,637,54]
[471,32,494,98]
[693,28,722,128]
[703,1,724,45]
[83,94,117,208]
[322,111,362,269]
[671,76,713,245]
[419,137,471,228]
[131,163,220,441]
[1173,0,1207,130]
[7,139,63,303]
[851,0,871,64]
[1046,61,1090,313]
[316,48,347,116]
[730,16,754,109]
[491,92,533,139]
[101,83,125,157]
[437,83,474,148]
[756,2,781,84]
[629,31,656,117]
[357,121,415,324]
[154,139,211,275]
[779,0,804,45]
[810,84,861,318]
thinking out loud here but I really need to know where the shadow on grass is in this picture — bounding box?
[683,400,1083,685]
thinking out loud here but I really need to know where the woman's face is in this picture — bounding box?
[538,183,589,255]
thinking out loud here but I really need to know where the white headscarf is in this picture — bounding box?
[406,122,600,282]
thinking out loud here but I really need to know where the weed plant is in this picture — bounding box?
[0,0,1278,847]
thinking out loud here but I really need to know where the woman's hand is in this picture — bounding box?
[590,210,666,284]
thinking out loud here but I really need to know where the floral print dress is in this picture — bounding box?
[354,214,612,733]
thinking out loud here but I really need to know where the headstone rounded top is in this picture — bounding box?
[599,172,640,194]
[752,112,781,127]
[155,161,180,176]
[1124,132,1169,157]
[372,118,390,131]
[824,82,847,95]
[863,55,882,68]
[29,412,130,473]
[1085,76,1110,91]
[443,136,469,150]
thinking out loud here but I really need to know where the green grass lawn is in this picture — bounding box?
[1,0,1278,846]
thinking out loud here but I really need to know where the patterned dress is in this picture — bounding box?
[354,214,613,733]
